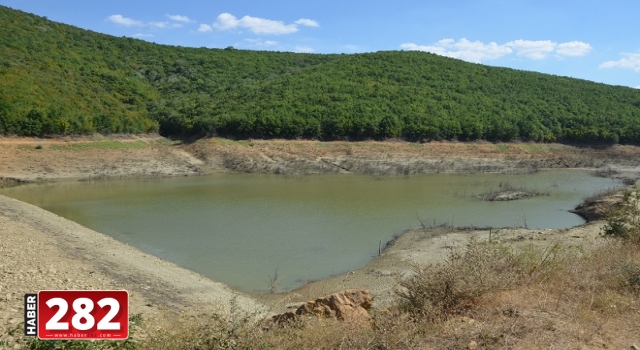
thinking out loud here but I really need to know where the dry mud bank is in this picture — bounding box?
[184,138,640,177]
[2,136,640,182]
[0,136,203,182]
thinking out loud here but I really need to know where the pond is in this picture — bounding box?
[0,170,620,293]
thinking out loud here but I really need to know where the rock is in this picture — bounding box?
[468,340,478,349]
[264,289,373,330]
[478,190,535,201]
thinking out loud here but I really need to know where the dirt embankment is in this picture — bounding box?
[3,136,640,182]
[182,139,640,177]
[0,136,203,182]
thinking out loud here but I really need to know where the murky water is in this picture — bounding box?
[1,171,620,292]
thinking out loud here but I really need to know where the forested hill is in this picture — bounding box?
[2,6,640,143]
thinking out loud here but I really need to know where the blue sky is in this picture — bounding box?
[2,0,640,89]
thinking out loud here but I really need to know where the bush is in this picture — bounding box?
[603,185,640,241]
[395,237,524,321]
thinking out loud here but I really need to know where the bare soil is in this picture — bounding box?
[1,136,639,346]
[4,136,640,182]
[0,135,203,182]
[182,138,640,177]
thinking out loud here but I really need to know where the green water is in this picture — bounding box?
[0,171,620,293]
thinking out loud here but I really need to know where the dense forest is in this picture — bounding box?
[1,6,640,143]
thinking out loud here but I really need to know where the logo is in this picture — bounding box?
[25,290,129,340]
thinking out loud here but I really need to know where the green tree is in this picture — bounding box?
[18,109,45,136]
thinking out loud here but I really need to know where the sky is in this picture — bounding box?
[2,0,640,89]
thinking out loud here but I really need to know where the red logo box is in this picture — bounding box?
[37,290,129,340]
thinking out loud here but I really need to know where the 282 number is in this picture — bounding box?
[45,297,121,331]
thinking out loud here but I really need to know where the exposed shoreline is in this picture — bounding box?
[1,136,638,342]
[3,136,640,181]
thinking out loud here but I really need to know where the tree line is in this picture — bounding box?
[1,6,639,144]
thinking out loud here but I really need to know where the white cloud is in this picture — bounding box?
[343,44,361,52]
[167,14,193,23]
[401,38,593,63]
[213,13,239,30]
[198,24,213,33]
[133,33,154,38]
[108,15,184,30]
[211,13,318,35]
[294,46,315,53]
[506,40,556,60]
[556,41,593,56]
[294,18,319,27]
[636,85,640,89]
[600,53,640,72]
[400,39,512,63]
[214,13,297,34]
[107,14,143,27]
[243,38,279,48]
[149,21,169,29]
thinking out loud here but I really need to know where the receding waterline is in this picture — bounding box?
[1,170,621,293]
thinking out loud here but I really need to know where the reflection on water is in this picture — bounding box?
[1,171,621,292]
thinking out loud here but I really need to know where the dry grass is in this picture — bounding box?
[10,235,640,349]
[122,237,638,349]
[10,240,639,349]
[396,237,526,321]
[13,236,639,349]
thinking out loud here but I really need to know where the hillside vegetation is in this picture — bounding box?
[1,6,640,143]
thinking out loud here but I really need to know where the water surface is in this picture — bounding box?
[1,171,620,292]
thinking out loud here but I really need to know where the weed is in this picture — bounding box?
[602,185,640,241]
[6,313,142,350]
[396,237,523,321]
[267,268,279,294]
[141,299,266,350]
[494,144,509,152]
